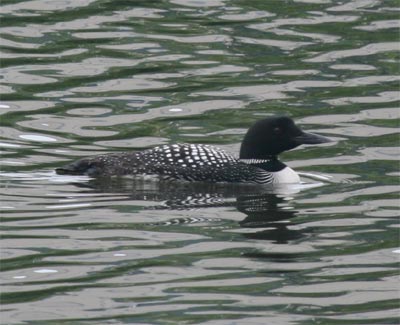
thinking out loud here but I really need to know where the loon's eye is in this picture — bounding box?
[273,127,282,134]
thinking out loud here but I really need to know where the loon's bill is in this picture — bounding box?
[294,132,332,145]
[56,116,332,184]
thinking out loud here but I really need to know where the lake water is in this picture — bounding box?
[1,0,399,324]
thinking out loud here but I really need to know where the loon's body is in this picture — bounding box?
[56,116,331,184]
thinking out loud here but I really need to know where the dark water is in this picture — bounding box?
[1,0,399,324]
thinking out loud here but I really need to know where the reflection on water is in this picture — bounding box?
[2,171,398,323]
[1,0,399,324]
[73,177,306,244]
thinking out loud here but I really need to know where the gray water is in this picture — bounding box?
[1,0,399,324]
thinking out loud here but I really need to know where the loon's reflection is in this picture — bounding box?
[76,177,305,243]
[236,194,302,243]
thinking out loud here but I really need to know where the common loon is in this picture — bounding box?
[55,116,331,184]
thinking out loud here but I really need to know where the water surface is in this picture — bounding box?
[1,0,399,324]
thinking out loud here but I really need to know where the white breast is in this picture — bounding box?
[272,166,301,184]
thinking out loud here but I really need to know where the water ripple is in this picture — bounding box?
[1,0,398,324]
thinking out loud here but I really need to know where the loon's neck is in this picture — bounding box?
[239,156,286,172]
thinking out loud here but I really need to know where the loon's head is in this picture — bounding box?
[239,116,331,159]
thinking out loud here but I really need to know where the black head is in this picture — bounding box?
[239,116,331,159]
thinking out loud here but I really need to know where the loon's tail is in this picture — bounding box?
[55,159,96,176]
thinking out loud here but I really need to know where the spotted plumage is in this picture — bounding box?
[61,144,274,184]
[56,116,332,184]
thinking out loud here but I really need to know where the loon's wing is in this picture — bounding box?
[55,143,238,178]
[55,144,275,184]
